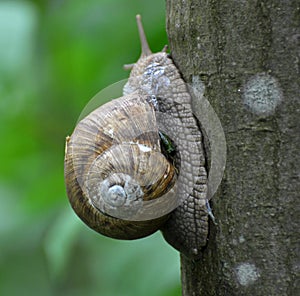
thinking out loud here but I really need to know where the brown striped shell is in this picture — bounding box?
[64,93,177,239]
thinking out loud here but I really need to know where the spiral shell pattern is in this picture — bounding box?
[64,93,177,239]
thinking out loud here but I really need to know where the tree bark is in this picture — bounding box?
[166,0,300,295]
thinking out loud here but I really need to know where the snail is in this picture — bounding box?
[64,15,208,258]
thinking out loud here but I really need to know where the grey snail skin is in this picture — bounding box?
[64,15,208,259]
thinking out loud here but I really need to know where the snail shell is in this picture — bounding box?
[64,93,177,239]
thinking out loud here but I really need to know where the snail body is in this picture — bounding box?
[64,15,208,258]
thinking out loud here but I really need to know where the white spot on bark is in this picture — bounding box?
[239,235,246,243]
[235,263,260,286]
[243,73,283,115]
[192,248,199,256]
[191,75,205,99]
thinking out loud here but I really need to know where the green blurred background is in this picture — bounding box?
[0,0,181,295]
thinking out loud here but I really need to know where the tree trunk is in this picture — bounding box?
[166,0,300,295]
